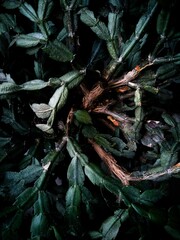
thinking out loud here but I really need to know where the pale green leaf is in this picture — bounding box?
[21,79,48,90]
[36,124,54,134]
[16,33,46,48]
[108,13,120,39]
[30,103,53,119]
[19,3,38,22]
[0,82,21,94]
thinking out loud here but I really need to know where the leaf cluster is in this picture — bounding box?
[1,0,180,239]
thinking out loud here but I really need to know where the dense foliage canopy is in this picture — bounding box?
[0,0,180,239]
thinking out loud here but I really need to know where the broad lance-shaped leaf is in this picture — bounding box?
[19,2,38,22]
[31,103,53,119]
[67,155,85,186]
[0,80,48,95]
[5,164,43,185]
[31,212,49,237]
[37,0,54,20]
[66,138,89,166]
[30,191,50,237]
[48,84,68,111]
[119,0,158,62]
[14,187,38,210]
[0,82,21,94]
[0,13,16,29]
[43,39,74,62]
[157,8,171,37]
[21,79,49,90]
[1,1,21,9]
[99,209,129,240]
[60,70,86,89]
[65,185,81,233]
[84,163,122,195]
[16,32,47,48]
[80,9,110,41]
[74,109,92,124]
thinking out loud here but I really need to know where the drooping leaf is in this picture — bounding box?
[67,155,85,186]
[65,185,81,234]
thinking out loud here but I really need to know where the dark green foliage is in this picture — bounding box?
[0,0,180,239]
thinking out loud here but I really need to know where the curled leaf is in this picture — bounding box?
[30,103,53,119]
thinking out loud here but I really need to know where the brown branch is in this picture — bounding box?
[89,139,130,185]
[82,83,104,109]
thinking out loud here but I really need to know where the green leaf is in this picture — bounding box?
[43,39,74,62]
[160,149,178,169]
[82,125,98,138]
[0,82,21,94]
[30,213,49,237]
[162,112,176,127]
[16,33,46,48]
[156,9,171,37]
[91,22,110,41]
[107,40,119,60]
[51,226,62,240]
[74,110,92,124]
[0,13,16,29]
[100,209,128,240]
[30,103,53,119]
[48,85,68,111]
[140,189,164,206]
[80,9,110,40]
[108,13,120,39]
[36,123,54,134]
[67,156,85,186]
[65,185,81,234]
[14,187,38,209]
[2,0,21,9]
[21,79,48,90]
[19,3,38,22]
[37,0,54,20]
[80,9,97,27]
[121,186,141,204]
[60,70,86,89]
